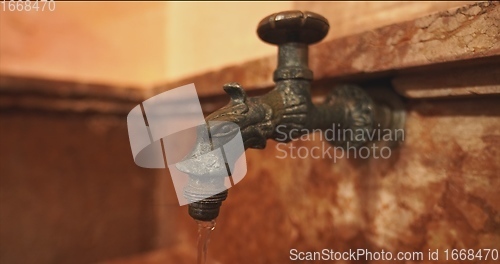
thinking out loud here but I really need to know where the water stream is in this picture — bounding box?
[197,219,216,264]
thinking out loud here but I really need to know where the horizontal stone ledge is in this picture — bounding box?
[0,74,144,115]
[1,1,498,114]
[0,96,137,115]
[393,62,500,98]
[0,74,144,103]
[154,1,499,98]
[0,74,232,115]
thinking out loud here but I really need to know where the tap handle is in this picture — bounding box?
[257,10,329,46]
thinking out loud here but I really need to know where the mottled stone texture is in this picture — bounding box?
[0,112,163,264]
[155,1,499,97]
[2,2,499,264]
[392,63,500,98]
[310,1,500,81]
[105,97,500,264]
[107,2,499,263]
[292,1,474,41]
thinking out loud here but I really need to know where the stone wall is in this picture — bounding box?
[107,2,499,264]
[1,2,498,264]
[0,78,168,264]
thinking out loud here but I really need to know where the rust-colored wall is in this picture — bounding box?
[0,111,161,264]
[105,2,499,263]
[0,1,471,85]
[294,1,474,41]
[0,2,168,87]
[204,97,500,263]
[106,96,500,264]
[1,2,498,264]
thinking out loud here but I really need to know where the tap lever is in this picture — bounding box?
[223,83,247,105]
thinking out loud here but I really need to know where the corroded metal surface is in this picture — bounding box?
[180,11,404,221]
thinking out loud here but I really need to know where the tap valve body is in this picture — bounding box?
[182,11,405,222]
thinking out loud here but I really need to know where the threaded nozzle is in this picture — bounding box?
[186,190,228,221]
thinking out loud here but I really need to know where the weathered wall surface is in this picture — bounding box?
[0,2,168,87]
[1,2,498,264]
[0,1,470,85]
[106,2,500,264]
[105,96,500,264]
[294,1,474,41]
[0,109,161,264]
[203,97,500,264]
